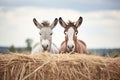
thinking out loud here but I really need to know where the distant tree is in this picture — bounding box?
[110,51,120,58]
[88,52,92,55]
[9,45,17,52]
[25,38,33,51]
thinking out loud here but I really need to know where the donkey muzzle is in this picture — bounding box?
[67,45,74,52]
[42,45,48,51]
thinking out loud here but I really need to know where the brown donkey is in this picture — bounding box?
[59,17,88,54]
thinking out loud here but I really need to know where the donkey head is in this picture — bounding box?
[33,18,58,51]
[59,17,83,52]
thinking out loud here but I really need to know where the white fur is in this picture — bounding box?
[31,42,42,54]
[31,42,59,54]
[67,27,75,51]
[31,19,59,54]
[41,39,49,48]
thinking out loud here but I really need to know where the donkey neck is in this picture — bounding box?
[74,39,80,53]
[74,39,87,53]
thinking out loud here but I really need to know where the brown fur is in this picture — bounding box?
[64,21,78,34]
[75,40,88,53]
[41,21,50,27]
[60,39,88,53]
[59,18,88,54]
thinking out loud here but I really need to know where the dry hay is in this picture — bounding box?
[0,52,120,80]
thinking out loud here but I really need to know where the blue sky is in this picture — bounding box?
[0,0,120,11]
[0,0,120,48]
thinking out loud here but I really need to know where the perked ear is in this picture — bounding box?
[33,18,43,29]
[75,16,83,28]
[50,18,58,29]
[59,17,67,28]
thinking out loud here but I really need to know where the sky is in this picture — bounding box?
[0,0,120,48]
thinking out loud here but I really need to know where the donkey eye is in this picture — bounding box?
[64,32,67,35]
[50,33,53,35]
[75,32,78,35]
[39,33,42,35]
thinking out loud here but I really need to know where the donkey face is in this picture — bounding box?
[33,18,58,51]
[59,17,83,52]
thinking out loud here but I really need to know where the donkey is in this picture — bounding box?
[59,17,88,54]
[31,18,59,54]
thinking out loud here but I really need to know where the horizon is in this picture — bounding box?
[0,45,120,49]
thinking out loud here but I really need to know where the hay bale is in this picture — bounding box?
[0,53,120,80]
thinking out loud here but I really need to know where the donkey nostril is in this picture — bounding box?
[42,45,44,48]
[67,46,69,49]
[42,45,48,50]
[68,45,74,49]
[46,45,48,48]
[72,45,74,49]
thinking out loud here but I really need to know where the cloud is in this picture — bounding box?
[0,0,120,11]
[0,7,120,48]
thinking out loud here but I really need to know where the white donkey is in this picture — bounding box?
[31,18,59,54]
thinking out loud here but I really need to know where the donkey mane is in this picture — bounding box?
[41,21,50,27]
[67,21,75,26]
[64,21,77,33]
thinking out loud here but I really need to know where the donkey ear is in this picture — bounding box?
[50,18,58,29]
[75,17,83,28]
[59,17,67,28]
[33,18,43,29]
